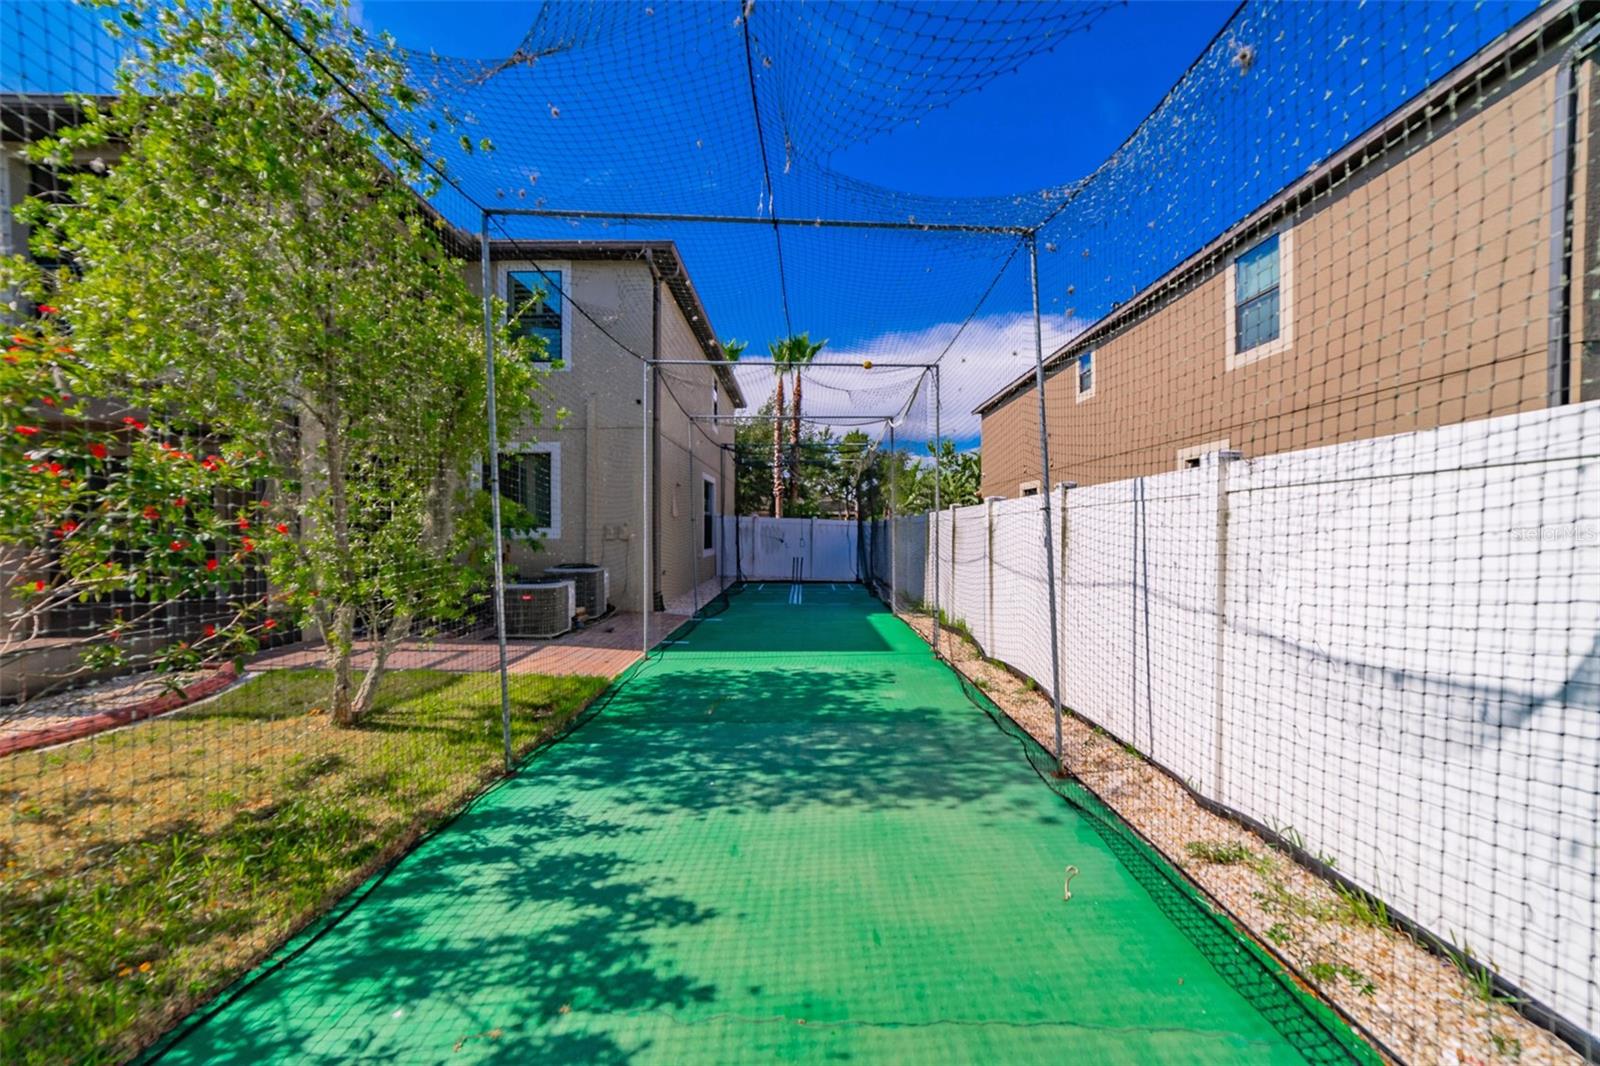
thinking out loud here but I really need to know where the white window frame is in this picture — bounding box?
[1074,350,1096,403]
[700,472,717,557]
[499,260,573,372]
[1018,479,1041,497]
[493,441,561,541]
[1225,228,1294,371]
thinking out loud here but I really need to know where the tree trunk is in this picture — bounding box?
[347,609,412,723]
[327,604,357,725]
[772,374,785,518]
[789,372,803,505]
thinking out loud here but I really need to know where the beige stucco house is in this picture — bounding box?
[976,7,1599,496]
[465,240,745,613]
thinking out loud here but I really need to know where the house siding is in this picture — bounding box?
[468,257,734,612]
[980,59,1579,494]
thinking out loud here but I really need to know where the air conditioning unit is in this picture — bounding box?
[544,563,608,621]
[503,580,575,639]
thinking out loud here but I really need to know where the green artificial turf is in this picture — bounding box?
[142,584,1374,1064]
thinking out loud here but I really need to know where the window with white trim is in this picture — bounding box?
[1234,235,1280,351]
[506,267,567,367]
[1075,350,1095,402]
[701,474,717,555]
[1225,229,1293,369]
[485,442,561,539]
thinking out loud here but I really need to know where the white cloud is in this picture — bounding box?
[723,311,1085,448]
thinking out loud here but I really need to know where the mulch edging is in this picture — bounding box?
[0,663,241,758]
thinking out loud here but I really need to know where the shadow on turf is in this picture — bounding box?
[152,618,1368,1065]
[560,663,1039,818]
[149,795,717,1065]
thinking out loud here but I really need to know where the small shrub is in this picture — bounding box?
[1335,884,1390,929]
[1305,960,1375,997]
[1185,840,1254,866]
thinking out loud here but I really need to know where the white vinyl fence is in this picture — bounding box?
[719,515,862,582]
[902,402,1600,1041]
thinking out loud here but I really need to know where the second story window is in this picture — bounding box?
[507,269,564,365]
[1234,234,1281,352]
[1075,351,1095,402]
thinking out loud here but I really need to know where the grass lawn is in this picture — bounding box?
[0,667,611,1066]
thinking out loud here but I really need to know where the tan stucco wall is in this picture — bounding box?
[468,257,734,612]
[981,64,1570,494]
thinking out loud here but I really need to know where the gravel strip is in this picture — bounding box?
[902,612,1581,1066]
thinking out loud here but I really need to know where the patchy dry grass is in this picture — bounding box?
[0,668,609,1066]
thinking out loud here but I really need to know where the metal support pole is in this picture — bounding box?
[931,364,942,658]
[642,359,653,655]
[888,424,897,611]
[1028,234,1067,766]
[688,417,700,619]
[480,212,514,772]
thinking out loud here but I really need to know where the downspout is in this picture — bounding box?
[1548,22,1600,406]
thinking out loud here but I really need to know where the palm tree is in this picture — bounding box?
[767,332,826,510]
[770,369,786,516]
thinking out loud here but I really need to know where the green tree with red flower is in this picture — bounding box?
[2,0,545,723]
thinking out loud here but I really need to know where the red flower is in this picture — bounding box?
[274,522,289,535]
[263,619,278,630]
[173,496,187,508]
[2,355,17,365]
[241,537,255,553]
[205,558,218,572]
[177,452,193,462]
[200,455,220,471]
[37,304,58,315]
[57,520,78,536]
[257,499,271,509]
[237,517,250,531]
[203,624,216,638]
[32,580,45,592]
[122,417,146,430]
[14,426,38,437]
[28,464,44,474]
[89,442,108,460]
[169,540,187,551]
[47,463,62,475]
[142,505,160,521]
[40,397,55,406]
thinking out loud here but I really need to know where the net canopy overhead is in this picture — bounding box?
[381,0,1540,423]
[0,0,1544,432]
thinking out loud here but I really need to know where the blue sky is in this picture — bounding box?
[0,0,1542,442]
[355,0,1240,201]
